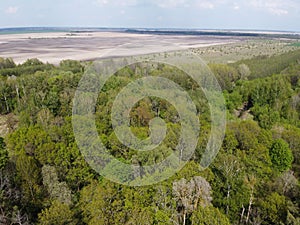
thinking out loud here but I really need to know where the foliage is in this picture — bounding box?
[259,192,287,225]
[191,206,231,225]
[38,200,76,225]
[0,137,8,169]
[269,139,294,172]
[230,49,300,79]
[0,51,299,224]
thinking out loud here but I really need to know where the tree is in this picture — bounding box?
[0,161,23,225]
[251,104,280,129]
[281,127,300,177]
[191,206,230,225]
[59,60,83,73]
[0,137,8,170]
[172,176,212,225]
[238,63,251,80]
[42,165,72,205]
[38,200,75,225]
[260,192,287,225]
[244,174,257,224]
[79,181,126,225]
[212,152,249,221]
[274,170,298,197]
[125,208,154,225]
[22,58,44,67]
[208,63,239,90]
[222,129,238,153]
[11,206,30,225]
[0,57,16,69]
[270,139,294,172]
[15,152,43,207]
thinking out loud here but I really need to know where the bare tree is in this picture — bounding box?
[238,64,251,80]
[172,176,212,225]
[218,155,240,215]
[275,170,298,196]
[42,165,72,205]
[11,207,29,225]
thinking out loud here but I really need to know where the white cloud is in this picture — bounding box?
[95,0,137,7]
[155,0,189,8]
[195,0,215,9]
[5,6,18,14]
[155,0,218,9]
[155,0,299,12]
[93,0,299,15]
[269,8,288,15]
[248,0,299,15]
[100,0,109,4]
[95,0,216,9]
[233,3,240,10]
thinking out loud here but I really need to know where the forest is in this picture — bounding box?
[0,48,300,225]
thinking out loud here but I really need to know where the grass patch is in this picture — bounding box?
[289,42,300,47]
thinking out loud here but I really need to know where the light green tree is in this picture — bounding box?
[191,206,230,225]
[38,200,75,225]
[270,139,294,172]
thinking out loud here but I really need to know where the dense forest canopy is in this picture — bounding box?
[0,48,300,224]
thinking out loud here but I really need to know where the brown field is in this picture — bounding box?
[0,31,299,65]
[0,31,246,65]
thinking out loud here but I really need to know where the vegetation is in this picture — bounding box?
[194,39,300,64]
[0,46,300,225]
[290,42,300,47]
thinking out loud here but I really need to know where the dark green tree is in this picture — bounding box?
[0,137,8,170]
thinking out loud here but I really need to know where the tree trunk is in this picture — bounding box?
[240,204,245,224]
[183,212,186,225]
[3,95,9,112]
[226,184,231,215]
[246,190,254,224]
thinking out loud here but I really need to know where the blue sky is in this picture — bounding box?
[1,0,300,31]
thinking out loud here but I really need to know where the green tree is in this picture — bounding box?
[0,57,16,69]
[260,192,287,225]
[16,152,42,199]
[270,139,294,172]
[79,181,126,225]
[22,58,44,67]
[59,60,83,73]
[0,137,8,170]
[251,104,280,129]
[191,206,230,225]
[281,126,300,177]
[209,63,239,90]
[38,200,75,225]
[125,208,154,225]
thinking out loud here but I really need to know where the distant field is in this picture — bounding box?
[0,31,299,65]
[195,39,300,64]
[0,31,242,65]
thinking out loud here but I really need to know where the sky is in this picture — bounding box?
[0,0,300,31]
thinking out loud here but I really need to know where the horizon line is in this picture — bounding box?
[0,26,299,33]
